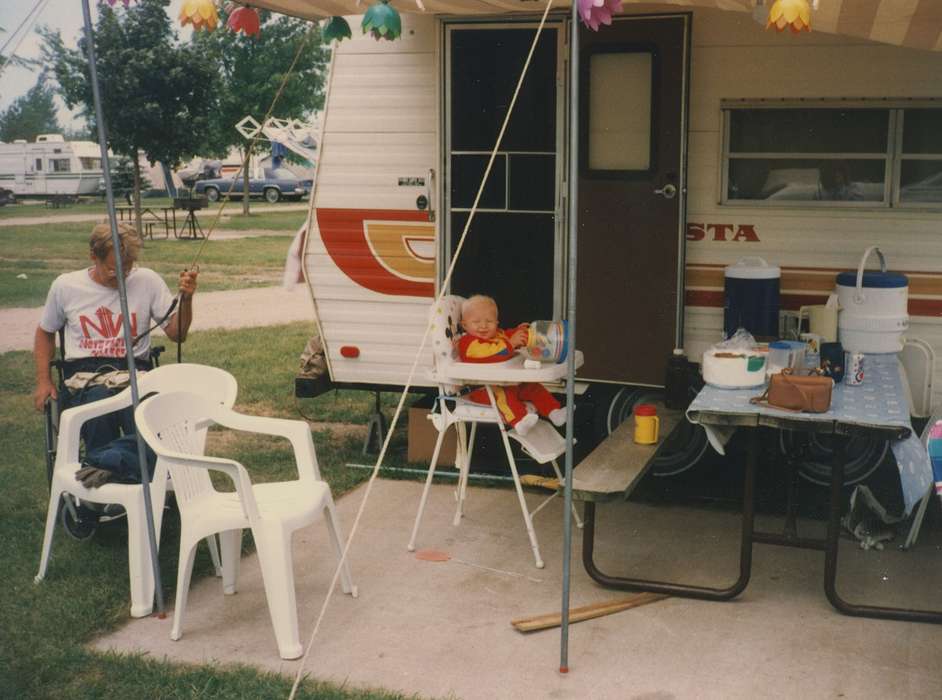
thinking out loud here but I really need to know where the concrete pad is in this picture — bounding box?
[94,479,942,699]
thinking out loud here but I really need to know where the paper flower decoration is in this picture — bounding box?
[227,6,260,36]
[578,0,623,32]
[179,0,219,32]
[767,0,812,34]
[362,1,402,42]
[106,0,134,6]
[322,16,353,43]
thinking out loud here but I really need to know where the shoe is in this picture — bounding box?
[514,413,539,436]
[549,407,567,427]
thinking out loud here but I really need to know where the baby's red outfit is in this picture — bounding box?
[457,329,561,428]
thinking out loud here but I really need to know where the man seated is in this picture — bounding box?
[33,223,198,462]
[456,294,566,436]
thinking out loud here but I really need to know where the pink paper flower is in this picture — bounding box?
[578,0,623,32]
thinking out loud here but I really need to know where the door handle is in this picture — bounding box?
[654,183,677,199]
[426,168,436,222]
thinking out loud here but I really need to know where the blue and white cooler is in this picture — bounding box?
[724,256,781,340]
[836,247,909,354]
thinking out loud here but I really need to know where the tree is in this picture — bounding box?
[0,75,61,143]
[191,9,327,213]
[40,0,217,231]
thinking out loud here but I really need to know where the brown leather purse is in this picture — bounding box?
[751,370,833,413]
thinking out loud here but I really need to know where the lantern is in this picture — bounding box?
[362,1,402,42]
[322,16,353,43]
[227,6,261,36]
[578,0,623,32]
[766,0,813,34]
[179,0,219,32]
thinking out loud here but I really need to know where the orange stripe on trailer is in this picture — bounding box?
[317,208,434,298]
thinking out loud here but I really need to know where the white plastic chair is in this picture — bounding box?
[35,363,239,618]
[135,390,356,660]
[407,295,581,569]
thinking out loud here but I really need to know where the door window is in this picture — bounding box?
[587,50,653,172]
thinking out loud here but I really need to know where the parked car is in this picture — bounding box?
[0,187,15,206]
[192,167,311,203]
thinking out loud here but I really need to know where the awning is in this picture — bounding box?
[249,0,942,52]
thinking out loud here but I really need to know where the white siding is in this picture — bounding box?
[305,14,439,387]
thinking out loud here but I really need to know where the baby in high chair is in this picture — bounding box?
[456,294,567,436]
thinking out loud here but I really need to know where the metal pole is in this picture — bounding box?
[80,0,164,615]
[560,4,580,674]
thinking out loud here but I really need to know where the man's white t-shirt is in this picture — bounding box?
[39,267,175,360]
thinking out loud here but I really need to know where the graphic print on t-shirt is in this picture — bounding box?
[78,306,138,356]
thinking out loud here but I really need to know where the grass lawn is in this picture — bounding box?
[0,220,300,308]
[0,197,309,219]
[0,322,423,699]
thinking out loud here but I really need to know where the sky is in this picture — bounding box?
[0,0,188,132]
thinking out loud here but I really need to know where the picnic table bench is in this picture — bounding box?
[567,401,684,503]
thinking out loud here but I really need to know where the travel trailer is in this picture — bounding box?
[255,1,942,476]
[0,134,104,198]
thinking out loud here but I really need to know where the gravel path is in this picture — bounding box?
[0,285,315,353]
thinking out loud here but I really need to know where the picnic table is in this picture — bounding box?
[577,355,941,625]
[115,205,176,239]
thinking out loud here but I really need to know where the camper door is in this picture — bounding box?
[444,21,566,327]
[577,14,690,386]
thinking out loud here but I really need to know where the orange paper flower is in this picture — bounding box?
[179,0,219,32]
[766,0,812,34]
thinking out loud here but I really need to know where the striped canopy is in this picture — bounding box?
[248,0,942,52]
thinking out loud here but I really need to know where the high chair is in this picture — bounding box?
[407,295,582,569]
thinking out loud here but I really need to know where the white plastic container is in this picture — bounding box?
[836,247,909,354]
[702,348,767,389]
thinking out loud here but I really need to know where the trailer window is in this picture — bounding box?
[899,109,942,204]
[50,158,71,173]
[723,106,942,207]
[79,157,101,170]
[587,50,653,173]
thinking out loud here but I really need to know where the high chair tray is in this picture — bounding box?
[438,350,583,385]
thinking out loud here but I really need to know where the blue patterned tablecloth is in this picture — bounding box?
[687,354,933,515]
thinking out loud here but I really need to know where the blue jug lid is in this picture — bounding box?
[836,270,908,288]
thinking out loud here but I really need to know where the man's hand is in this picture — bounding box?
[33,379,57,412]
[508,323,529,349]
[178,268,198,298]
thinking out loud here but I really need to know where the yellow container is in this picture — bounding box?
[633,404,659,445]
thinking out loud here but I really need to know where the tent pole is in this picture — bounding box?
[560,3,580,674]
[80,0,164,616]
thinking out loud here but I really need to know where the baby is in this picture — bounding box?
[457,294,566,436]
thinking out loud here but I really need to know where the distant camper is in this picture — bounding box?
[0,134,104,199]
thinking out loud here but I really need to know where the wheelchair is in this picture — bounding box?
[43,329,164,541]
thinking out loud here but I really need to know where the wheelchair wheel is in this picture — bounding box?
[59,498,99,541]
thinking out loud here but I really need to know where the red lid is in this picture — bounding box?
[634,403,657,417]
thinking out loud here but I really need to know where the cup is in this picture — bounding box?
[633,404,659,445]
[768,340,806,374]
[845,351,865,386]
[800,332,822,369]
[820,341,845,382]
[798,304,838,342]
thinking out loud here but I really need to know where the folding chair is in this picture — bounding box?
[35,363,239,618]
[135,391,356,660]
[407,295,582,569]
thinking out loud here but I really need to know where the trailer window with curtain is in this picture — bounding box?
[50,158,71,173]
[721,103,942,207]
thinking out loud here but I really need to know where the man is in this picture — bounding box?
[33,222,198,452]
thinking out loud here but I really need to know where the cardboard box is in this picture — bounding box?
[407,407,457,466]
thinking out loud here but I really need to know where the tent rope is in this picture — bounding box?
[288,2,556,696]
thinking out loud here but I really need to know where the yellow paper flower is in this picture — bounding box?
[179,0,218,31]
[766,0,811,34]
